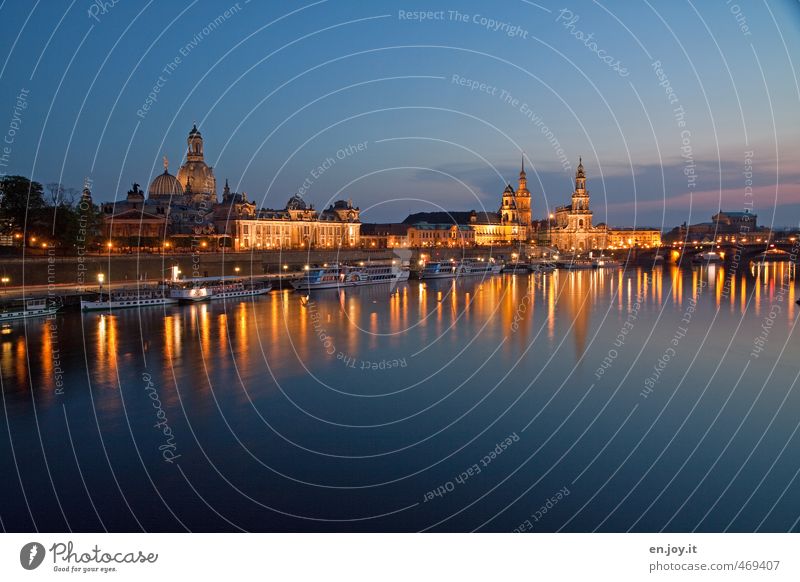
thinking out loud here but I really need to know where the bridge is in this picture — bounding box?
[666,239,798,264]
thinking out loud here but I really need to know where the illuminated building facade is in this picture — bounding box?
[217,197,361,251]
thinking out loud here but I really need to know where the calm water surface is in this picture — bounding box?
[1,263,799,532]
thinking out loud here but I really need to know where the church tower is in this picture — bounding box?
[500,183,516,223]
[187,124,203,161]
[516,156,531,226]
[570,157,592,230]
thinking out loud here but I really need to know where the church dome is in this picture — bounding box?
[177,161,216,197]
[148,161,184,199]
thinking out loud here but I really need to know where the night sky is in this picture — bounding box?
[0,0,798,228]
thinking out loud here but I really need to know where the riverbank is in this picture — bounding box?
[0,247,516,295]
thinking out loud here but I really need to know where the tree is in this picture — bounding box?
[63,187,78,206]
[46,182,64,206]
[0,175,46,240]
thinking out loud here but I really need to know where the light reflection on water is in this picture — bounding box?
[0,262,798,532]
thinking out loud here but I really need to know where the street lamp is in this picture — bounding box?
[1,276,9,296]
[234,266,241,275]
[97,273,105,295]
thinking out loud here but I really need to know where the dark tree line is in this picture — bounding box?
[0,175,103,250]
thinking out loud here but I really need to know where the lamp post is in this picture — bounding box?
[97,273,105,295]
[1,276,9,296]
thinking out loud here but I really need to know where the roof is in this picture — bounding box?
[714,211,756,217]
[148,170,184,198]
[286,194,308,210]
[360,223,410,236]
[408,222,465,231]
[402,211,500,225]
[107,208,166,221]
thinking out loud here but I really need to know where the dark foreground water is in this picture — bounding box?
[1,262,799,532]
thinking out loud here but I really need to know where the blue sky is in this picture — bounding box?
[0,0,798,228]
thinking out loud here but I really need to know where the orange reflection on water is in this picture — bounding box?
[96,314,119,388]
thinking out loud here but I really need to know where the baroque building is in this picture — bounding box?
[500,158,532,229]
[392,157,532,247]
[101,123,361,250]
[545,158,661,251]
[548,158,606,251]
[217,197,361,251]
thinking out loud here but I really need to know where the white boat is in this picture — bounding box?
[417,261,457,279]
[292,263,409,291]
[559,258,595,270]
[502,261,528,273]
[292,265,346,290]
[419,258,502,280]
[171,276,272,302]
[529,261,556,273]
[81,283,177,311]
[592,256,621,268]
[692,251,723,264]
[346,263,410,286]
[1,297,61,321]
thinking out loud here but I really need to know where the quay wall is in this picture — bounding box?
[0,247,512,287]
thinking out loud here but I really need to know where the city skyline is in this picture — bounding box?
[3,2,800,563]
[0,1,798,229]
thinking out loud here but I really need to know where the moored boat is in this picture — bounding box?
[592,256,621,268]
[559,258,595,270]
[692,250,723,264]
[293,262,409,291]
[419,258,502,280]
[529,260,556,273]
[81,283,177,311]
[171,276,272,303]
[345,263,410,286]
[1,297,62,321]
[502,261,528,273]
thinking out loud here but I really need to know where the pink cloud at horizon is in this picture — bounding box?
[599,182,800,226]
